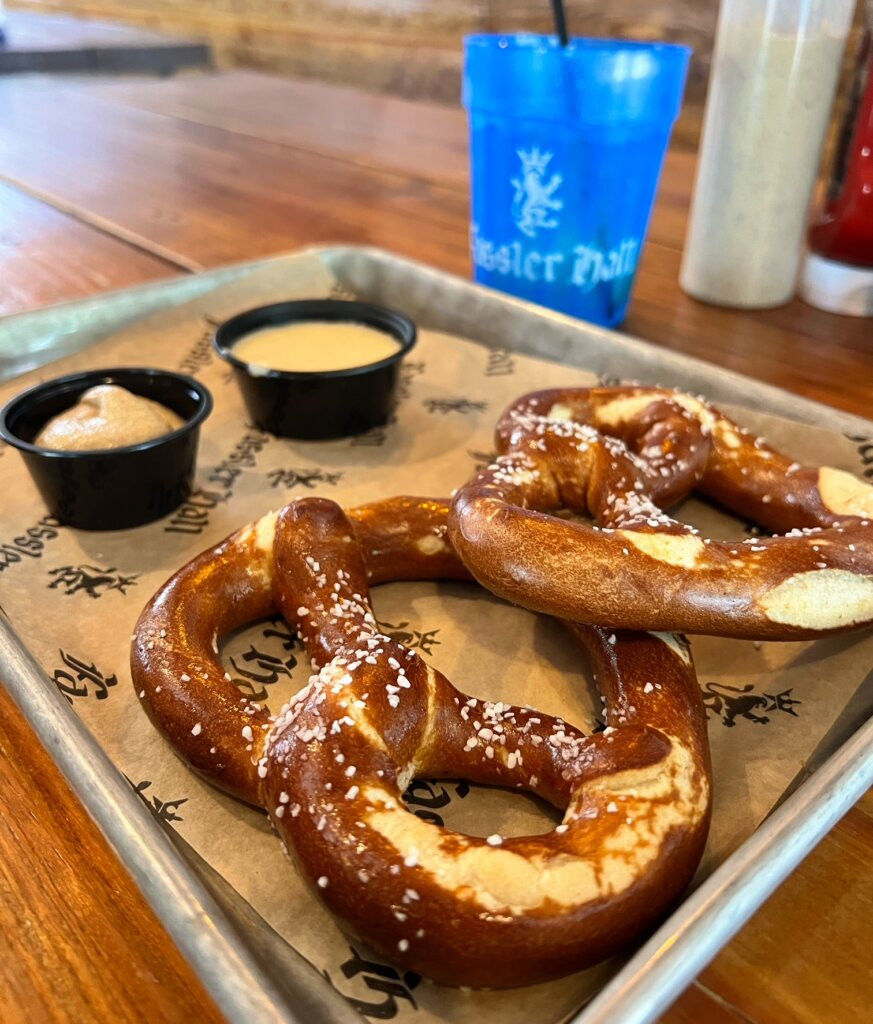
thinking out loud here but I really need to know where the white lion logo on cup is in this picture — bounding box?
[511,148,563,238]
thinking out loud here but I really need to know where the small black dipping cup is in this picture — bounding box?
[213,299,416,440]
[0,368,213,530]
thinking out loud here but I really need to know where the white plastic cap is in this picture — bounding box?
[800,251,873,317]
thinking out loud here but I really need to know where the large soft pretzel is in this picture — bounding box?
[449,387,873,639]
[130,496,711,988]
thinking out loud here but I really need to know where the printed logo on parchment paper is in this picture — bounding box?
[164,488,227,536]
[229,617,299,704]
[324,945,422,1019]
[47,564,139,599]
[397,361,426,403]
[267,467,343,490]
[127,777,189,826]
[485,348,516,377]
[424,399,487,416]
[701,681,802,728]
[403,779,469,828]
[0,514,62,574]
[205,426,271,494]
[377,620,441,657]
[225,617,442,704]
[177,314,220,376]
[847,435,873,481]
[52,649,118,704]
[164,428,271,536]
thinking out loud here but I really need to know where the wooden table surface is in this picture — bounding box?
[0,70,871,1024]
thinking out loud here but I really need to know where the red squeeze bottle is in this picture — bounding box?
[801,32,873,316]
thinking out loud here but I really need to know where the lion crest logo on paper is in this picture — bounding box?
[847,434,873,480]
[52,649,118,704]
[324,945,421,1018]
[47,564,139,598]
[267,467,343,490]
[128,777,188,826]
[702,682,802,728]
[511,148,563,238]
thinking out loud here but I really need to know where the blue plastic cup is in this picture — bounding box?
[463,34,690,327]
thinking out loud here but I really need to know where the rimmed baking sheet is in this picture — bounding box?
[1,246,871,1024]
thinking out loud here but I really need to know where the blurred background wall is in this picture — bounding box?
[7,1,718,128]
[9,0,866,154]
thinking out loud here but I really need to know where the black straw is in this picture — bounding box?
[550,0,570,46]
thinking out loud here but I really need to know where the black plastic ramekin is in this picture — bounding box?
[213,299,416,440]
[0,367,213,530]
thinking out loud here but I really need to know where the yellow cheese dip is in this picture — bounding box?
[233,321,401,373]
[35,384,185,451]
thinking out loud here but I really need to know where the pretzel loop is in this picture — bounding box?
[131,496,710,987]
[449,387,873,639]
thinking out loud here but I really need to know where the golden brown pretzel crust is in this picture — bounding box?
[449,387,873,639]
[130,497,466,805]
[130,496,711,987]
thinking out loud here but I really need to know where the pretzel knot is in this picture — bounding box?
[131,496,711,988]
[449,387,873,639]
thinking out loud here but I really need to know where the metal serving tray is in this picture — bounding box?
[1,246,872,1024]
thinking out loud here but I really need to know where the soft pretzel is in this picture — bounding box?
[130,496,710,987]
[130,498,465,805]
[449,387,873,639]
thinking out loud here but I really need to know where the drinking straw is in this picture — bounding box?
[550,0,570,46]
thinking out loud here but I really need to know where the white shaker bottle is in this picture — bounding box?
[680,0,856,308]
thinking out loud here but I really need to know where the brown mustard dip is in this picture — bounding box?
[35,384,185,451]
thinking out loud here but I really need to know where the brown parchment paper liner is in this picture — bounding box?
[1,257,871,1023]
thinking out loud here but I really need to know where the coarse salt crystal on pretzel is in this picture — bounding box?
[130,495,710,988]
[449,387,873,639]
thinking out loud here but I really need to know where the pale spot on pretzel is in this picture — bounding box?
[253,513,278,553]
[715,422,743,449]
[237,510,278,552]
[417,663,439,757]
[818,467,873,518]
[364,733,705,914]
[759,570,873,629]
[594,392,717,433]
[364,798,548,912]
[623,531,705,568]
[416,533,447,556]
[546,403,573,422]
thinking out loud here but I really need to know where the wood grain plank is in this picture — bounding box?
[1,77,868,421]
[67,71,697,249]
[697,792,873,1024]
[77,71,473,191]
[661,982,754,1024]
[0,682,224,1024]
[625,243,873,418]
[0,73,695,262]
[0,78,472,275]
[0,180,181,316]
